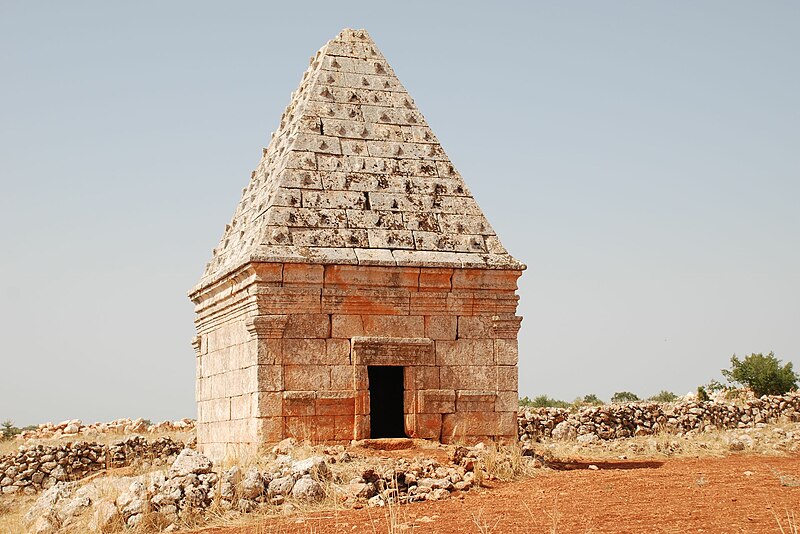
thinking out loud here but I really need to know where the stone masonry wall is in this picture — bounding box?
[191,262,523,458]
[518,393,800,442]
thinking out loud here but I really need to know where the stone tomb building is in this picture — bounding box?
[189,29,525,460]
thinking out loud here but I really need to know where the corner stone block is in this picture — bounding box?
[283,314,331,339]
[497,366,518,391]
[257,339,282,365]
[282,263,324,286]
[252,263,284,285]
[230,393,254,420]
[257,364,283,392]
[435,339,494,366]
[424,316,457,340]
[494,339,518,365]
[256,391,283,417]
[457,316,494,339]
[451,269,520,291]
[495,391,519,412]
[257,417,283,443]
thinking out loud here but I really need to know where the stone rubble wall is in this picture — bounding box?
[0,436,185,496]
[16,418,195,441]
[518,393,800,442]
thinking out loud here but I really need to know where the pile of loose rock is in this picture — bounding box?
[20,439,494,533]
[16,418,195,440]
[518,393,800,443]
[1,437,185,496]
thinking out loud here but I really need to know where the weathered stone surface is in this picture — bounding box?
[169,449,213,477]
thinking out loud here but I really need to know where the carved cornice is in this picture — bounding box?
[492,315,522,338]
[245,314,288,339]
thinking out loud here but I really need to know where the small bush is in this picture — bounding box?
[520,395,570,409]
[611,391,640,404]
[697,386,710,402]
[648,390,678,403]
[580,394,604,406]
[1,421,19,441]
[721,352,798,397]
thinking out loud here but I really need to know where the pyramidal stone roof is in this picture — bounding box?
[198,28,523,288]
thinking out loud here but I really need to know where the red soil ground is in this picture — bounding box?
[196,453,800,534]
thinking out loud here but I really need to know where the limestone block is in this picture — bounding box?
[451,269,520,291]
[403,390,416,413]
[289,228,368,248]
[199,398,230,422]
[211,367,258,399]
[392,250,464,269]
[326,338,351,365]
[313,416,337,441]
[457,316,494,339]
[302,190,366,209]
[230,394,254,420]
[196,377,212,401]
[413,232,487,253]
[284,365,331,390]
[368,191,433,212]
[320,54,394,76]
[257,417,283,443]
[354,414,369,440]
[354,390,369,415]
[402,212,440,232]
[256,287,322,315]
[411,413,442,439]
[324,40,382,60]
[495,391,519,413]
[434,196,482,216]
[361,315,424,337]
[272,188,303,207]
[315,396,355,416]
[257,365,283,392]
[283,314,331,339]
[455,391,496,412]
[277,169,324,189]
[267,206,348,228]
[417,390,456,414]
[282,263,324,286]
[324,265,419,290]
[406,365,439,390]
[340,139,369,155]
[494,339,518,365]
[497,366,518,391]
[424,316,457,340]
[256,339,282,365]
[256,391,282,417]
[251,262,284,284]
[334,415,354,441]
[304,100,364,121]
[285,151,317,170]
[491,315,523,339]
[331,314,364,338]
[360,105,424,126]
[367,229,415,250]
[346,209,405,230]
[322,288,410,315]
[410,292,449,315]
[282,339,328,365]
[352,337,434,366]
[441,412,516,441]
[354,248,397,266]
[439,366,496,390]
[419,268,453,291]
[435,340,494,366]
[284,417,315,441]
[283,392,316,417]
[291,133,342,155]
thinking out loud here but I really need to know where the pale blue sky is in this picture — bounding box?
[1,2,798,425]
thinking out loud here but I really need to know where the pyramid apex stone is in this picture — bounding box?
[195,29,524,291]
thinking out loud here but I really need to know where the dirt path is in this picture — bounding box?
[196,454,800,534]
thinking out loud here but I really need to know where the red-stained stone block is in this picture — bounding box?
[283,263,324,286]
[413,413,442,439]
[439,365,496,390]
[497,366,518,391]
[316,396,355,416]
[361,315,424,337]
[283,314,331,339]
[252,263,284,285]
[324,265,419,290]
[457,316,493,339]
[494,339,518,365]
[451,269,520,291]
[283,394,315,417]
[284,365,330,390]
[418,268,453,292]
[257,417,283,442]
[321,288,410,315]
[435,339,494,366]
[334,415,354,440]
[331,314,364,337]
[417,389,456,413]
[410,292,449,315]
[424,315,457,340]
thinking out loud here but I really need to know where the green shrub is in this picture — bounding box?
[520,395,570,409]
[648,390,678,403]
[1,421,19,441]
[697,386,710,402]
[721,352,798,397]
[611,391,640,404]
[580,393,604,405]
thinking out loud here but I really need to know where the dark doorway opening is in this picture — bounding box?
[368,366,406,438]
